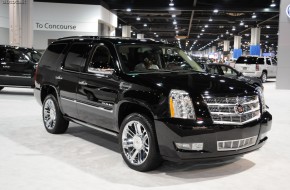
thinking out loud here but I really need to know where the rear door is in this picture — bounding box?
[58,42,91,119]
[76,42,119,131]
[271,58,278,77]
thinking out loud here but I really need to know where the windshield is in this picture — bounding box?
[116,45,203,73]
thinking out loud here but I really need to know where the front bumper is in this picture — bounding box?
[155,111,272,162]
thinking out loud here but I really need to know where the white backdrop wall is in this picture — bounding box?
[0,3,9,45]
[33,2,118,49]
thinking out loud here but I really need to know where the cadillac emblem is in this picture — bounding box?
[234,104,244,114]
[287,5,290,19]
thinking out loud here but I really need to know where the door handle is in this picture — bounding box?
[55,76,63,80]
[78,81,88,86]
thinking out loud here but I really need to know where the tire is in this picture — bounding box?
[261,72,267,83]
[119,113,162,172]
[0,87,3,91]
[42,94,69,134]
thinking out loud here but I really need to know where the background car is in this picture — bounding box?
[205,63,263,87]
[0,45,42,91]
[234,56,277,83]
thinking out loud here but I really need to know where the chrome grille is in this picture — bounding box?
[217,136,258,151]
[204,95,261,125]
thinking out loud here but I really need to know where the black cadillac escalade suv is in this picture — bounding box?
[0,45,42,91]
[34,36,272,172]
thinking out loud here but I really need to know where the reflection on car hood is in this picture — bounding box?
[124,71,257,96]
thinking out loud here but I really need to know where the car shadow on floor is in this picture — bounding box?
[65,124,256,186]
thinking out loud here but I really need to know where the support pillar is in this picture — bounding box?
[122,25,131,38]
[137,34,144,39]
[233,36,242,59]
[9,0,33,48]
[223,40,230,52]
[250,27,261,56]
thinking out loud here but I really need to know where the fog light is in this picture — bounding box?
[175,142,203,151]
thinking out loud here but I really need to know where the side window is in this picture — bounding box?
[87,45,114,74]
[0,48,5,62]
[40,43,67,67]
[208,65,219,75]
[64,43,89,72]
[266,58,271,65]
[220,65,237,76]
[257,58,264,65]
[5,49,28,63]
[272,59,277,66]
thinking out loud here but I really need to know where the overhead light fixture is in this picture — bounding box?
[213,9,219,13]
[209,17,213,22]
[270,0,276,7]
[200,33,203,35]
[156,35,159,37]
[197,35,200,38]
[154,32,156,35]
[173,20,177,25]
[205,25,209,28]
[126,8,131,12]
[240,21,244,26]
[169,0,174,7]
[232,27,236,31]
[174,25,178,29]
[252,13,257,18]
[136,17,141,21]
[172,14,176,18]
[266,25,271,28]
[118,24,122,29]
[144,23,147,27]
[226,30,229,34]
[201,28,205,32]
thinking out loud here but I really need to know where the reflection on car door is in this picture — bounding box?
[271,58,278,77]
[266,58,274,77]
[76,43,119,131]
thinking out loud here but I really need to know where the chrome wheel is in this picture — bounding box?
[43,99,56,129]
[122,120,149,166]
[262,73,267,83]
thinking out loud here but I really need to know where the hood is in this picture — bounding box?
[123,71,257,97]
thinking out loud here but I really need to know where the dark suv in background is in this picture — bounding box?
[0,45,41,91]
[34,36,272,172]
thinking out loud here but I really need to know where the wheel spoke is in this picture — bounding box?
[130,149,139,162]
[134,122,142,135]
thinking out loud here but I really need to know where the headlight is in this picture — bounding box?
[256,87,267,113]
[169,89,196,119]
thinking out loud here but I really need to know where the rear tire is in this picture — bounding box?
[42,94,69,134]
[119,113,162,172]
[0,87,3,91]
[261,72,267,83]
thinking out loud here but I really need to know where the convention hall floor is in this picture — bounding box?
[0,80,289,190]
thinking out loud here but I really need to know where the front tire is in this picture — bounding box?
[119,113,161,172]
[261,72,267,83]
[42,94,69,134]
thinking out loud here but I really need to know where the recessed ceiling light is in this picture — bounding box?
[252,13,257,18]
[266,25,271,28]
[205,25,208,28]
[126,8,131,12]
[213,9,219,13]
[173,20,177,25]
[172,14,176,18]
[144,23,147,27]
[136,17,141,21]
[201,28,205,32]
[209,18,213,22]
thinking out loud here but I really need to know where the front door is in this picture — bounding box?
[76,43,119,131]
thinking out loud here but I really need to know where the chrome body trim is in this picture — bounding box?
[217,136,258,151]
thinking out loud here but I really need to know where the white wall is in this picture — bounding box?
[33,2,117,49]
[0,3,9,45]
[277,0,290,89]
[33,30,97,49]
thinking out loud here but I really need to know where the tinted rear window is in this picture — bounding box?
[236,57,262,64]
[64,43,89,72]
[40,43,67,68]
